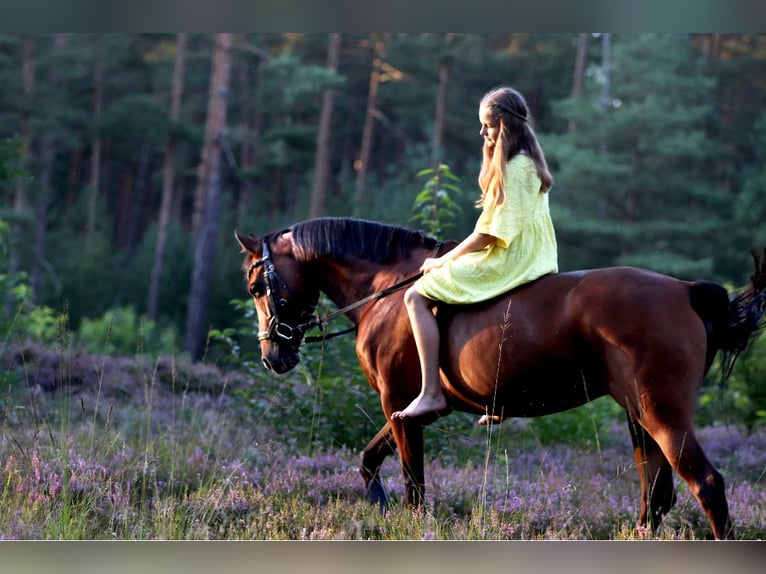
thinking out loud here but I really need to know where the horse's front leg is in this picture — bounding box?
[390,418,426,507]
[360,421,396,512]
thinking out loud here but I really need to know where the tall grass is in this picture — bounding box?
[2,330,765,539]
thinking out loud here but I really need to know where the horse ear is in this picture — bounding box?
[235,230,259,255]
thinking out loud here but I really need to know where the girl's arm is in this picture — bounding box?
[420,232,494,274]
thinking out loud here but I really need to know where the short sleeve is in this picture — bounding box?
[474,154,541,249]
[474,197,515,248]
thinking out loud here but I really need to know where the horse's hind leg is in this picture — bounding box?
[360,422,396,512]
[633,409,733,539]
[659,426,732,539]
[626,413,676,532]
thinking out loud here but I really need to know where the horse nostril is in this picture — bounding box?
[262,357,272,371]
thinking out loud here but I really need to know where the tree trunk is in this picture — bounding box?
[30,34,67,301]
[599,32,612,155]
[568,32,588,134]
[148,32,186,321]
[124,141,152,256]
[309,33,341,219]
[86,59,104,243]
[113,169,134,249]
[66,146,84,207]
[235,52,262,226]
[191,34,232,235]
[10,35,35,279]
[431,59,450,165]
[352,36,384,217]
[184,33,234,359]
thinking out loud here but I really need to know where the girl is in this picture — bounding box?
[392,86,558,420]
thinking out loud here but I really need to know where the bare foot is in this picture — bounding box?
[478,414,504,425]
[391,394,448,419]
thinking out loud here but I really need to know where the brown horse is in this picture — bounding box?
[235,217,766,539]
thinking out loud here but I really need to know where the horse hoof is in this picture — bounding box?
[367,477,389,513]
[478,414,504,425]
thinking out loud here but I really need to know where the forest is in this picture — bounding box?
[2,33,766,358]
[1,33,766,541]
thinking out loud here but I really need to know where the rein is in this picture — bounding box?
[303,272,423,343]
[249,238,422,346]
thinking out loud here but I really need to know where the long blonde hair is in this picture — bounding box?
[477,86,553,207]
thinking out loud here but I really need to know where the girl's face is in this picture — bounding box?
[479,106,500,149]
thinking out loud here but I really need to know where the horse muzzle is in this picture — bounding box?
[261,349,300,375]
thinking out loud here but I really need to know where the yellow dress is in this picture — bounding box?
[415,153,558,304]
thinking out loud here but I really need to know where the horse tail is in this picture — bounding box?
[690,248,766,380]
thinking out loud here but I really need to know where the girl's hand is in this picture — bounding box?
[420,257,444,274]
[419,232,493,275]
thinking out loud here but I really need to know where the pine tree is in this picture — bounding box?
[185,33,234,359]
[547,34,727,279]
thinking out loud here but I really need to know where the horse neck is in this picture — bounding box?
[312,255,424,323]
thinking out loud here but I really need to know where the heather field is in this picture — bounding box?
[1,341,765,541]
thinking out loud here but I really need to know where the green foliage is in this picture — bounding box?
[526,397,625,448]
[730,333,766,431]
[698,333,766,432]
[259,53,346,109]
[100,93,170,158]
[40,204,213,348]
[129,220,197,330]
[43,223,117,328]
[355,143,469,230]
[0,219,62,347]
[15,301,62,346]
[254,52,346,171]
[1,219,19,306]
[410,163,464,238]
[297,326,385,452]
[76,306,179,357]
[0,136,23,202]
[734,112,766,265]
[1,139,61,347]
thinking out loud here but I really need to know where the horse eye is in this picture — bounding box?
[249,283,264,298]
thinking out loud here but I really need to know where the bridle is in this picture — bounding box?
[247,237,423,346]
[247,239,317,346]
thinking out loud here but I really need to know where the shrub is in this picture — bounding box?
[733,333,766,431]
[410,163,464,238]
[1,219,63,349]
[76,306,179,357]
[698,332,766,432]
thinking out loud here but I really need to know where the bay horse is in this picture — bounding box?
[235,217,766,539]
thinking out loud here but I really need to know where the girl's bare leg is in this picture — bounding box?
[391,287,447,419]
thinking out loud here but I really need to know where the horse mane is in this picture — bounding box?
[288,217,443,264]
